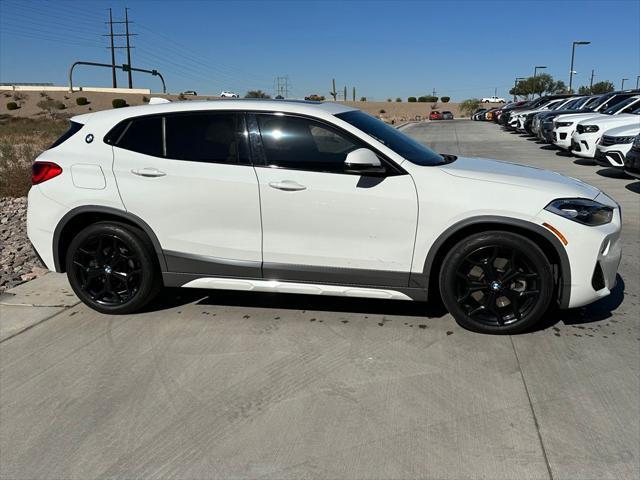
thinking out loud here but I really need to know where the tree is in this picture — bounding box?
[508,74,569,98]
[395,97,402,102]
[245,90,271,98]
[578,85,592,95]
[459,98,481,117]
[591,81,615,94]
[407,96,417,102]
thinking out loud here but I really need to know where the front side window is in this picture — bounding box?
[336,110,445,166]
[117,116,163,157]
[165,113,243,163]
[256,114,361,172]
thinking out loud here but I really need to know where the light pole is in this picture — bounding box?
[621,78,628,90]
[568,41,590,93]
[513,77,525,101]
[533,66,547,98]
[636,75,640,89]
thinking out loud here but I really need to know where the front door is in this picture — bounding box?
[250,113,418,287]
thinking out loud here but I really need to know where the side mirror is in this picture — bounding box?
[344,148,385,174]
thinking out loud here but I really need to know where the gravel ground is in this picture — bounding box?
[0,196,47,292]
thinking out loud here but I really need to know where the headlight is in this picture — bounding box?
[545,198,613,226]
[617,136,636,144]
[555,121,573,127]
[578,124,599,133]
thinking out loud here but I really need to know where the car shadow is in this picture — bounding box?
[596,167,632,179]
[555,150,574,157]
[144,287,447,318]
[530,274,626,332]
[540,144,558,150]
[573,158,596,166]
[625,181,640,194]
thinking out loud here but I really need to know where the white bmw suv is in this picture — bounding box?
[27,100,622,334]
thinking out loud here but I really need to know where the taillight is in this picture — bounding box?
[32,161,63,185]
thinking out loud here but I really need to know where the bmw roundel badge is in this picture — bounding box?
[85,133,94,144]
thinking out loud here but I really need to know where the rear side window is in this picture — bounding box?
[165,113,245,164]
[116,116,163,157]
[50,121,83,149]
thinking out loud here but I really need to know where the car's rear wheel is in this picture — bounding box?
[66,222,161,314]
[439,231,554,334]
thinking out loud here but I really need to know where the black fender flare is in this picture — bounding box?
[52,205,167,272]
[410,215,571,308]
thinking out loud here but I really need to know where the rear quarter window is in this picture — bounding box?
[50,121,83,149]
[116,116,163,157]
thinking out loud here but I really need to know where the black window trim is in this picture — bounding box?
[247,111,407,177]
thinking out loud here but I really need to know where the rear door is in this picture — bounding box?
[111,111,262,277]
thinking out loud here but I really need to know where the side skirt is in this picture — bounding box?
[162,273,427,302]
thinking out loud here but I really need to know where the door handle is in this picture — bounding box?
[268,180,307,191]
[131,168,166,178]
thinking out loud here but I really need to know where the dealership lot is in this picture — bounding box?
[1,120,638,479]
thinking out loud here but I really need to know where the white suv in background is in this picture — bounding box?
[595,124,640,168]
[220,91,239,98]
[27,100,621,334]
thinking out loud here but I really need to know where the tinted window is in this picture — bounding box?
[598,94,634,112]
[117,116,163,157]
[166,113,244,163]
[50,121,83,149]
[257,115,360,172]
[336,110,445,166]
[603,97,640,115]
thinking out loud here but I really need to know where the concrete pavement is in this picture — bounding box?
[1,120,638,479]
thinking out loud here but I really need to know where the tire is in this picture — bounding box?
[439,231,554,334]
[66,222,162,314]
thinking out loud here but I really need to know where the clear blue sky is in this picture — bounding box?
[1,0,638,100]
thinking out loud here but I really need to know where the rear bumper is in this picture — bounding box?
[26,186,68,271]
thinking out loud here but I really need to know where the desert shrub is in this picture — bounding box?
[142,95,150,103]
[245,90,271,98]
[75,97,88,106]
[3,93,11,98]
[112,98,127,108]
[408,97,417,102]
[379,109,386,114]
[6,102,19,110]
[387,98,392,102]
[395,97,402,102]
[64,95,69,100]
[359,97,367,101]
[419,95,438,102]
[459,98,481,116]
[12,92,28,105]
[40,92,48,97]
[178,93,187,100]
[440,96,450,103]
[55,101,66,109]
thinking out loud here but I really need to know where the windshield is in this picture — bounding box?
[578,96,600,109]
[336,110,445,166]
[603,97,640,115]
[549,99,568,110]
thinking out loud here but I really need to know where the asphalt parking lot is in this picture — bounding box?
[1,120,638,480]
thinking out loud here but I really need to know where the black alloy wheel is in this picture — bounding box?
[66,222,161,314]
[440,231,554,334]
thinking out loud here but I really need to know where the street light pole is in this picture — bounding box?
[621,78,628,90]
[533,66,547,98]
[636,75,640,89]
[569,41,590,93]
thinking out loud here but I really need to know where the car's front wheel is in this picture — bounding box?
[439,231,554,334]
[66,222,162,314]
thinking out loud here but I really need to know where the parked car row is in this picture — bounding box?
[474,90,640,178]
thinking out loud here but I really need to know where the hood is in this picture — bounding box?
[580,114,640,128]
[539,109,591,120]
[438,157,600,198]
[602,124,640,137]
[555,112,606,124]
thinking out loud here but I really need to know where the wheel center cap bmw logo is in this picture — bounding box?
[490,281,502,291]
[85,133,94,143]
[104,266,112,274]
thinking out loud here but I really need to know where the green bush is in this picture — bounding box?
[395,97,402,102]
[360,96,367,101]
[75,97,88,106]
[379,109,386,114]
[459,98,481,116]
[6,102,19,110]
[419,95,438,103]
[407,97,417,102]
[142,95,150,103]
[440,96,450,103]
[112,98,128,108]
[387,98,392,102]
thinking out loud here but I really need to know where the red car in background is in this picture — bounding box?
[429,111,443,120]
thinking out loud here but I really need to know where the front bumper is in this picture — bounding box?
[570,131,599,158]
[534,194,622,309]
[595,143,632,168]
[552,126,574,149]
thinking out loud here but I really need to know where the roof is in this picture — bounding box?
[72,99,358,125]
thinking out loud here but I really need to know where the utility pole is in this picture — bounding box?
[568,41,590,94]
[352,86,355,102]
[432,87,436,97]
[330,78,337,101]
[124,8,133,88]
[514,77,525,101]
[589,70,595,91]
[621,78,628,90]
[636,75,640,89]
[343,85,347,101]
[106,8,117,88]
[275,76,290,98]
